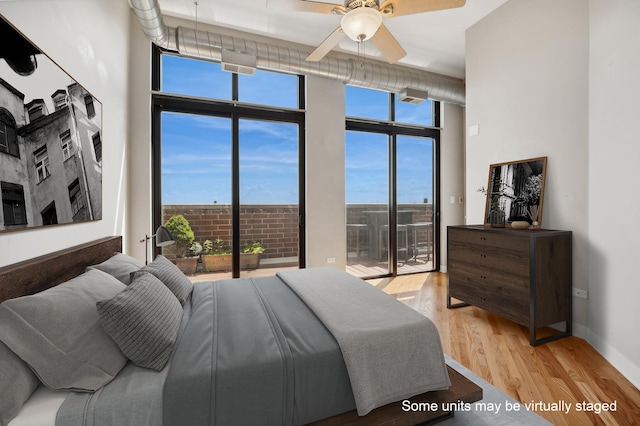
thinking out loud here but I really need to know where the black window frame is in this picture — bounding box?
[346,90,441,277]
[151,46,307,276]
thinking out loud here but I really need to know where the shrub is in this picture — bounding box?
[164,215,194,257]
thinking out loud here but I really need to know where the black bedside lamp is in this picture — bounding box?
[141,226,175,264]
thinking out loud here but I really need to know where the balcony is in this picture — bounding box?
[162,202,434,280]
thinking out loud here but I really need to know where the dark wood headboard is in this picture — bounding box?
[0,236,122,303]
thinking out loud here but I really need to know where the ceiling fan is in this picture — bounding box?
[268,0,466,64]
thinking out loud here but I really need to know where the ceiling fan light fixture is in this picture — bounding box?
[340,6,382,42]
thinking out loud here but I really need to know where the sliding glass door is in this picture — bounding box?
[160,112,234,279]
[344,86,439,279]
[345,131,390,277]
[239,119,300,277]
[396,135,435,272]
[158,112,302,279]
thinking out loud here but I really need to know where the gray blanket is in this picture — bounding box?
[162,275,355,426]
[277,267,451,415]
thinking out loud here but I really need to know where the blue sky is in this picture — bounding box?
[161,55,434,205]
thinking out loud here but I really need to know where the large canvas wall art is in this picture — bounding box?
[0,14,102,233]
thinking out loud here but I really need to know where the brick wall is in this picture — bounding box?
[162,203,433,260]
[162,204,299,260]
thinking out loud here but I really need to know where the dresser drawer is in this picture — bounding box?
[449,228,529,251]
[448,261,529,295]
[448,240,529,276]
[448,268,529,326]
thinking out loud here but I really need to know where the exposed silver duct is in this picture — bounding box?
[128,0,176,49]
[128,0,465,105]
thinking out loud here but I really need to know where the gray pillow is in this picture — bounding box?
[87,252,144,284]
[0,341,40,426]
[135,255,193,305]
[96,272,183,371]
[0,268,128,391]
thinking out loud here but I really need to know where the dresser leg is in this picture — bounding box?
[447,295,470,309]
[530,321,572,346]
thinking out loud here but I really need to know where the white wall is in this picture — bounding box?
[467,0,640,388]
[588,0,640,388]
[465,0,590,332]
[439,102,466,271]
[305,76,347,269]
[127,14,153,260]
[0,0,132,267]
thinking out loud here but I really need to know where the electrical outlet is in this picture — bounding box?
[572,288,588,299]
[327,257,336,264]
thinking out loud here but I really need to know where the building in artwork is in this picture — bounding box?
[0,78,102,231]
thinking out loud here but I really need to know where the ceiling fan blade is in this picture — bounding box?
[267,0,346,15]
[371,24,406,64]
[379,0,466,18]
[306,27,345,61]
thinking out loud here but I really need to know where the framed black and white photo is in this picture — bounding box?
[483,157,547,226]
[0,14,102,232]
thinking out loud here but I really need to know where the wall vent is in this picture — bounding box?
[398,88,428,104]
[220,49,256,75]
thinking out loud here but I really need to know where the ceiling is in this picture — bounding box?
[156,0,508,80]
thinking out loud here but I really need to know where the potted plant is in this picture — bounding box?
[163,214,198,274]
[200,238,232,272]
[200,239,265,272]
[241,241,264,270]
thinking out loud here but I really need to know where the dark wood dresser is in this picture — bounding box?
[447,225,572,345]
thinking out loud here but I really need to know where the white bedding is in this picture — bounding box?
[8,386,68,426]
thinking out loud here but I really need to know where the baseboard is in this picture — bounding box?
[588,330,640,390]
[571,322,588,340]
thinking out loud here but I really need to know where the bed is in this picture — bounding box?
[0,236,481,426]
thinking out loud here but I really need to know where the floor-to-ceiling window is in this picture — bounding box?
[152,48,305,279]
[346,131,390,276]
[345,86,439,278]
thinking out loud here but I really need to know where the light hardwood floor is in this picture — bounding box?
[368,272,640,426]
